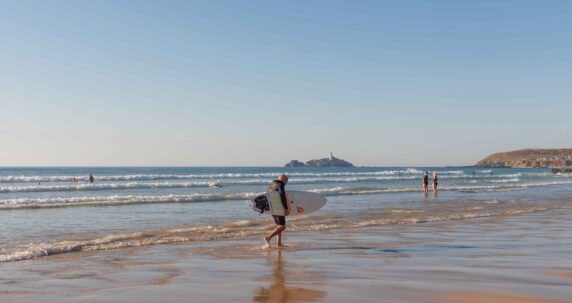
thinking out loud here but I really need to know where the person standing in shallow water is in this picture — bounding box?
[432,172,438,193]
[89,174,95,183]
[264,174,289,249]
[422,171,429,196]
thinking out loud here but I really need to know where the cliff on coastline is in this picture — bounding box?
[285,157,354,168]
[476,148,572,168]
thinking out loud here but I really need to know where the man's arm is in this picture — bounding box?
[278,183,289,213]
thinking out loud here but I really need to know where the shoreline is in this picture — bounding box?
[2,208,571,302]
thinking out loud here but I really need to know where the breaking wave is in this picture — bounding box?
[0,192,261,209]
[3,180,572,210]
[0,177,420,193]
[0,169,465,183]
[0,174,532,194]
[2,198,570,262]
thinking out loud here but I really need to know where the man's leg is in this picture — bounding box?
[264,216,286,249]
[264,225,285,249]
[276,225,286,247]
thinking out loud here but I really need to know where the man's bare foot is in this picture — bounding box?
[263,236,271,249]
[277,242,286,248]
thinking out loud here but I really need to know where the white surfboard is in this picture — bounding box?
[250,191,327,216]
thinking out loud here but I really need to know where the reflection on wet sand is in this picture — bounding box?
[439,291,571,303]
[252,250,326,303]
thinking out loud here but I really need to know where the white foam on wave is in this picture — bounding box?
[0,169,541,185]
[312,187,415,195]
[0,181,213,193]
[437,170,464,174]
[0,218,275,262]
[554,173,572,178]
[447,180,572,192]
[313,180,572,196]
[0,176,421,193]
[0,169,467,183]
[3,200,571,262]
[3,179,572,209]
[489,178,520,183]
[492,173,521,178]
[0,174,492,194]
[0,192,261,209]
[466,173,521,178]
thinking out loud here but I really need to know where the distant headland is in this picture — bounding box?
[476,148,572,168]
[285,153,354,168]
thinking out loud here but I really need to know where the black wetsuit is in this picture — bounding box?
[268,180,288,226]
[433,176,438,186]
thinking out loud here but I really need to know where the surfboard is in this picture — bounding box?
[250,191,327,216]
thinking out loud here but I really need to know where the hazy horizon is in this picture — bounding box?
[1,1,571,167]
[0,148,566,168]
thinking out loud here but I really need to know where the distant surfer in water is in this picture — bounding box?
[422,171,429,196]
[208,182,222,188]
[89,174,95,183]
[264,174,289,249]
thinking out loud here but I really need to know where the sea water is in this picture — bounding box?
[1,166,571,262]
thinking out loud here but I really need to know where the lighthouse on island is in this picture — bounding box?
[284,152,354,167]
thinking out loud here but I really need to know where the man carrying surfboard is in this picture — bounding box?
[263,174,289,249]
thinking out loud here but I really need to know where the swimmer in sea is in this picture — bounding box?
[422,171,429,196]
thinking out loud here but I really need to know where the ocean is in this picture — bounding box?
[1,166,572,262]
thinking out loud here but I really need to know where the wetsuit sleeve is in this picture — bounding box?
[278,183,288,210]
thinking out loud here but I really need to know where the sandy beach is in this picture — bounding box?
[3,0,572,301]
[2,207,571,302]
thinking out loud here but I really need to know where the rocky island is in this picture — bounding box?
[285,153,354,168]
[284,160,305,167]
[476,148,572,168]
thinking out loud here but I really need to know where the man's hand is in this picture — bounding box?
[284,210,290,216]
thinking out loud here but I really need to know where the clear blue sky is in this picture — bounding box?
[1,0,571,166]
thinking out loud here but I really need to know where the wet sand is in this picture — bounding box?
[2,209,572,302]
